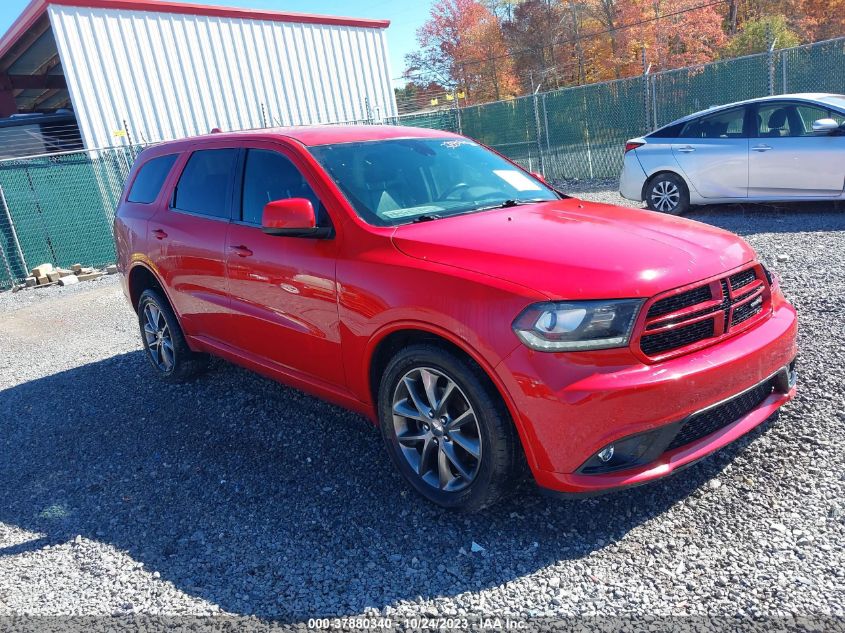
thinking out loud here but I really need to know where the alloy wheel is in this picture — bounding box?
[650,180,680,212]
[392,367,482,492]
[142,302,174,372]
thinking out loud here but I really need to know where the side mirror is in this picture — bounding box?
[261,198,331,238]
[812,118,839,133]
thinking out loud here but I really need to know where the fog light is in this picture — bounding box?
[597,446,615,462]
[578,425,675,475]
[773,359,798,393]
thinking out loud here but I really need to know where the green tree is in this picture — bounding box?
[721,15,801,57]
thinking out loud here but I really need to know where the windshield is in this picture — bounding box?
[819,95,845,112]
[308,138,559,226]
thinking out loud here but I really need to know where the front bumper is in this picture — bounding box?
[496,299,798,493]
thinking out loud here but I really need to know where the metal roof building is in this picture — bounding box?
[0,0,397,149]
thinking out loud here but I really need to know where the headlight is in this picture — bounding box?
[512,299,643,351]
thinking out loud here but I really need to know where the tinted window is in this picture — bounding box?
[680,107,747,139]
[241,149,324,225]
[828,109,845,126]
[648,122,684,138]
[757,102,843,137]
[172,149,238,218]
[127,154,178,204]
[794,104,836,135]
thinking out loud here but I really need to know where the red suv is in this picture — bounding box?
[114,126,798,511]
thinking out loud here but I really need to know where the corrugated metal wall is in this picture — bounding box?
[48,5,397,149]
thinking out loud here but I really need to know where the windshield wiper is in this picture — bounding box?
[411,214,442,223]
[473,198,553,212]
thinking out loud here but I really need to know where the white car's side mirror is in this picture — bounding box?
[811,118,840,133]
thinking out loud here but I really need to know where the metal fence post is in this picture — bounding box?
[542,93,550,153]
[642,47,651,134]
[450,91,463,134]
[0,184,28,277]
[0,239,14,289]
[533,88,546,176]
[767,25,776,95]
[781,52,788,94]
[652,74,659,129]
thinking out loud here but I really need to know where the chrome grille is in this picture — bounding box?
[639,266,767,358]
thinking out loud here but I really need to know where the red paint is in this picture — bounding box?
[1,0,388,62]
[114,125,798,495]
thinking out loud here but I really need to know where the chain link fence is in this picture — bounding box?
[392,36,845,182]
[0,36,843,290]
[0,146,139,289]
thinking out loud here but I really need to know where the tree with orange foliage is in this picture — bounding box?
[799,0,845,41]
[405,0,520,103]
[612,0,727,74]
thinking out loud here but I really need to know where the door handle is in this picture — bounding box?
[230,245,253,258]
[752,144,773,152]
[152,228,167,240]
[676,145,695,153]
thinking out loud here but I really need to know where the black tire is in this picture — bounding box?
[378,343,521,512]
[137,289,208,382]
[645,172,690,215]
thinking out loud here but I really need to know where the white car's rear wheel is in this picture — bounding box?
[645,173,689,215]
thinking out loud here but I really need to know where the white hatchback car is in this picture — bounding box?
[620,93,845,214]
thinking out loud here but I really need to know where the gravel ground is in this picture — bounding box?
[0,193,844,629]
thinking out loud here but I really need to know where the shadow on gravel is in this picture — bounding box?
[0,352,776,620]
[687,201,845,236]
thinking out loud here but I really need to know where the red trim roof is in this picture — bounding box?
[1,0,389,60]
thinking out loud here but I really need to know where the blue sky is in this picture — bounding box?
[0,0,430,87]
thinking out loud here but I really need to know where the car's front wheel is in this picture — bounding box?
[645,173,690,215]
[378,344,521,512]
[137,289,208,382]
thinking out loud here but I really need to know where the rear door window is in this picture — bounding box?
[172,148,239,219]
[127,154,178,204]
[680,107,747,139]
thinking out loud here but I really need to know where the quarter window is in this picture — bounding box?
[241,149,323,225]
[795,104,841,135]
[680,108,747,139]
[172,149,238,218]
[127,154,177,204]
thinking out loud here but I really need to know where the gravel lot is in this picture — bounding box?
[1,190,843,629]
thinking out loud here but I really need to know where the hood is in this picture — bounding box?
[391,199,756,300]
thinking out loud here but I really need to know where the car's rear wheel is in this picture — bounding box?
[137,289,208,382]
[378,344,520,512]
[645,173,689,215]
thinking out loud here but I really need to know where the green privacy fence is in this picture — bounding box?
[1,36,843,289]
[0,147,137,288]
[391,36,845,181]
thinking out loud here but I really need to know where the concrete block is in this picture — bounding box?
[25,276,37,287]
[106,265,118,274]
[71,263,83,273]
[47,271,61,283]
[77,272,104,282]
[58,275,79,286]
[31,263,54,277]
